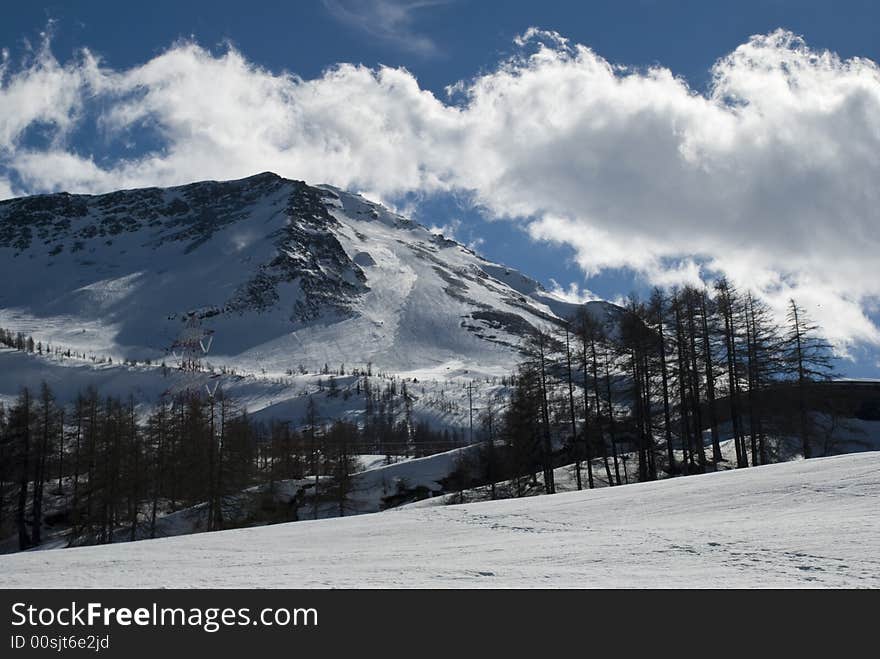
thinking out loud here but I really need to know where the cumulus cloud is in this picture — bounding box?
[0,28,878,350]
[0,34,104,154]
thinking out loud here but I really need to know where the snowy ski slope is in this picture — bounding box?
[1,452,877,588]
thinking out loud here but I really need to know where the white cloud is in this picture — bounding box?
[0,33,104,154]
[427,217,460,238]
[1,28,879,350]
[322,0,450,56]
[547,280,598,305]
[426,217,484,251]
[466,236,484,251]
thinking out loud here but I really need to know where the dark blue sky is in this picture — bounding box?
[4,1,878,95]
[2,1,878,375]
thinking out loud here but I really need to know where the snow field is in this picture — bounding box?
[2,452,877,588]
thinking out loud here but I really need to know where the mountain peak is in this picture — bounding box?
[0,176,609,376]
[241,171,285,184]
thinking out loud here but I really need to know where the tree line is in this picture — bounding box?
[477,282,837,498]
[0,381,461,551]
[0,282,843,548]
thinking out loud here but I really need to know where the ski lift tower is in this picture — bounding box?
[170,314,214,373]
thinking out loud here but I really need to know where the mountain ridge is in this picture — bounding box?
[0,172,618,378]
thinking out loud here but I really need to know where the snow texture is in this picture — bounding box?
[1,452,877,588]
[0,174,614,381]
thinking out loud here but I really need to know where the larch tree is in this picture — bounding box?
[784,299,836,459]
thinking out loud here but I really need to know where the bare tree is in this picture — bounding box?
[784,299,835,459]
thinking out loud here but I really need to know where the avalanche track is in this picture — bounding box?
[1,452,878,588]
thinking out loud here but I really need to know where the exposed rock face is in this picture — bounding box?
[0,173,618,373]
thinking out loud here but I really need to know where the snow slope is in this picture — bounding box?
[1,452,877,588]
[0,347,499,433]
[0,173,614,380]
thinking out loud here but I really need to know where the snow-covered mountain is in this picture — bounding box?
[0,172,614,378]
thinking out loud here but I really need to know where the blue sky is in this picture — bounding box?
[4,1,878,91]
[1,1,879,376]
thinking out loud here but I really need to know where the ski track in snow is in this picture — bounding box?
[1,452,878,588]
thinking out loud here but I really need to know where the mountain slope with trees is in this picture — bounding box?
[1,174,877,557]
